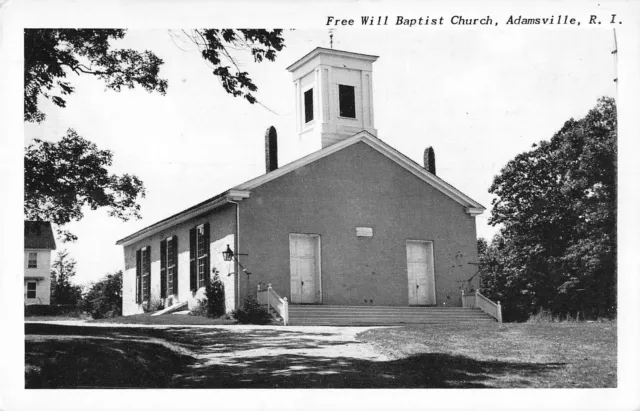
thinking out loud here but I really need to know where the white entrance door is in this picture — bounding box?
[289,234,321,304]
[406,240,436,305]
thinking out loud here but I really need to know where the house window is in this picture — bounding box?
[27,281,36,299]
[161,236,178,298]
[190,223,209,291]
[27,252,37,268]
[338,84,356,118]
[197,225,207,289]
[304,88,314,123]
[140,246,151,301]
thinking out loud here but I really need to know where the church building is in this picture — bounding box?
[116,47,487,320]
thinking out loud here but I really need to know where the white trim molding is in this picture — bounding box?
[465,207,485,216]
[116,190,250,247]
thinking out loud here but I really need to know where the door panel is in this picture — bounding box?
[290,234,321,304]
[406,241,436,305]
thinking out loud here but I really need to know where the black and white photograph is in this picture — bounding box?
[1,0,639,410]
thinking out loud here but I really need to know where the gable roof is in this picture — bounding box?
[234,131,485,212]
[116,132,484,247]
[25,221,56,250]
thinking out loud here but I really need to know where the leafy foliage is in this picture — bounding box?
[81,270,123,319]
[480,97,616,321]
[49,250,83,305]
[24,29,285,122]
[205,270,226,318]
[232,295,272,325]
[24,29,168,123]
[24,129,146,241]
[180,29,285,105]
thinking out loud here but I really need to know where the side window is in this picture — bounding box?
[142,246,151,301]
[338,84,356,118]
[27,282,37,299]
[196,225,207,289]
[304,88,314,123]
[28,252,37,268]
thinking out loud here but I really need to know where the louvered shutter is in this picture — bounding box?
[203,222,211,287]
[189,227,197,291]
[160,239,167,298]
[172,235,179,295]
[136,249,142,304]
[144,246,151,301]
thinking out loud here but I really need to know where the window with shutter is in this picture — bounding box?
[189,228,197,291]
[203,223,210,287]
[136,249,142,303]
[190,223,211,291]
[160,239,167,298]
[196,224,209,289]
[171,235,179,295]
[161,236,178,297]
[142,246,151,301]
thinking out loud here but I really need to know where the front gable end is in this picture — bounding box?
[247,140,478,217]
[236,133,484,215]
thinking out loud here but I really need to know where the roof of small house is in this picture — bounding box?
[116,132,485,247]
[24,221,57,250]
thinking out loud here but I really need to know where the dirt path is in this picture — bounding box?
[25,322,395,388]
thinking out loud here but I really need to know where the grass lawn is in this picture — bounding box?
[24,321,616,388]
[356,321,617,388]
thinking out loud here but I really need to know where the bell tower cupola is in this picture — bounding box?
[287,47,378,153]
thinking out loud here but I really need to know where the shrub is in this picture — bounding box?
[190,269,226,318]
[82,271,122,319]
[206,272,226,318]
[232,295,272,324]
[143,298,164,313]
[527,308,556,323]
[189,299,208,317]
[24,304,85,317]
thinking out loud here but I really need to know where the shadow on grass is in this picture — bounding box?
[25,323,564,388]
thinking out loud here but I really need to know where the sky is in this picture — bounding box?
[24,28,617,286]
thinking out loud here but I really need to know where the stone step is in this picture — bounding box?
[289,305,472,310]
[289,319,496,325]
[284,305,497,325]
[289,312,486,318]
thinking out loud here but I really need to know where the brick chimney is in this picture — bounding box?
[424,146,436,175]
[265,126,278,173]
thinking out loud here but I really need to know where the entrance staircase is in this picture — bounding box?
[287,305,497,326]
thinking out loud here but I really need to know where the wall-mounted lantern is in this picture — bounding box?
[222,244,234,262]
[222,244,251,279]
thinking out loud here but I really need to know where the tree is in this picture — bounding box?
[25,29,168,123]
[177,29,285,105]
[82,270,123,319]
[24,30,285,239]
[481,97,616,320]
[24,29,285,122]
[49,250,83,305]
[25,129,146,241]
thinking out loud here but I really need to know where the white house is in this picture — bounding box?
[24,221,56,305]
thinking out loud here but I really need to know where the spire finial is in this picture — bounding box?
[329,29,334,49]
